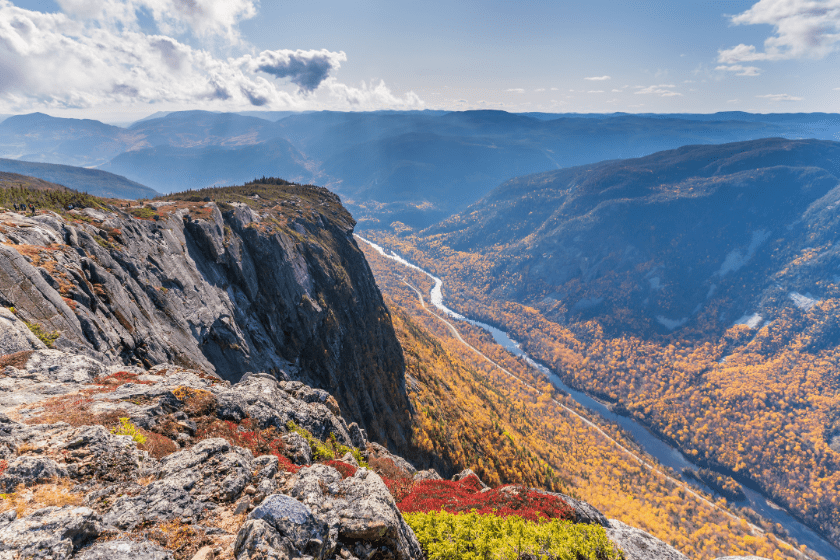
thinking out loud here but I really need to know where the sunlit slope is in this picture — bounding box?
[361,240,805,560]
[369,138,840,549]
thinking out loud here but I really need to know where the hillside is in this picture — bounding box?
[5,110,840,227]
[367,138,840,550]
[0,179,410,450]
[0,159,159,199]
[0,178,739,560]
[101,138,324,193]
[359,238,813,559]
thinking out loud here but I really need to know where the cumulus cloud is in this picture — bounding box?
[0,1,421,112]
[245,49,347,93]
[587,90,604,93]
[757,93,803,101]
[635,84,682,97]
[506,88,525,93]
[56,0,258,42]
[321,78,423,108]
[716,64,762,76]
[584,75,611,81]
[718,0,840,63]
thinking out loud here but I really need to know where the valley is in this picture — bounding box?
[356,234,838,560]
[360,137,840,555]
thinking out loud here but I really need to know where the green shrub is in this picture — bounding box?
[23,320,60,348]
[112,417,147,445]
[129,206,156,219]
[404,510,623,560]
[286,422,367,466]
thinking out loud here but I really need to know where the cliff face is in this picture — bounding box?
[0,182,410,448]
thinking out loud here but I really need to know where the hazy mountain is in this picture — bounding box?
[424,138,840,337]
[0,113,145,166]
[127,110,283,148]
[102,137,321,193]
[3,110,840,227]
[0,158,159,199]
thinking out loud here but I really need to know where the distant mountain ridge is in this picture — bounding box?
[0,158,159,199]
[2,110,840,227]
[424,137,840,336]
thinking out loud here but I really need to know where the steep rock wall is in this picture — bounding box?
[0,186,410,448]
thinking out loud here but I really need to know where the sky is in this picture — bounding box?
[1,0,839,121]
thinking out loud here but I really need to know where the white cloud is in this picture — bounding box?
[550,87,558,91]
[635,84,682,96]
[611,89,623,92]
[756,93,803,101]
[587,90,604,93]
[56,0,258,43]
[584,75,611,81]
[0,1,421,112]
[715,64,762,76]
[506,88,525,93]
[718,0,840,63]
[727,99,740,103]
[321,78,423,109]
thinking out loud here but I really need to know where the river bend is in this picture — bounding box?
[356,234,838,560]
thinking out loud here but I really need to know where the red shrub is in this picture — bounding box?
[324,460,357,479]
[0,459,7,477]
[396,475,574,523]
[93,371,153,390]
[195,418,299,474]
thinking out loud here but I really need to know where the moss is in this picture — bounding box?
[129,206,156,219]
[112,417,147,445]
[23,320,60,348]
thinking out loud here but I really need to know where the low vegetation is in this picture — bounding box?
[406,511,622,560]
[22,319,59,348]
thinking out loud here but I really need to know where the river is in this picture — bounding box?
[356,234,839,560]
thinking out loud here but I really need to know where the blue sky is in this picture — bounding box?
[2,0,839,120]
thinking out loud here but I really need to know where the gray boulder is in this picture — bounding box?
[0,455,69,492]
[105,438,251,529]
[231,375,352,445]
[606,519,689,560]
[285,465,423,560]
[234,518,293,560]
[281,431,311,465]
[451,468,488,489]
[0,306,45,355]
[249,494,330,556]
[0,506,101,560]
[159,438,254,501]
[103,476,201,530]
[538,490,608,526]
[76,539,174,560]
[368,442,417,476]
[413,469,442,481]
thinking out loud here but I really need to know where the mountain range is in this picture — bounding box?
[2,110,840,227]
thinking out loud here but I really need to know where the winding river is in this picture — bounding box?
[356,234,839,560]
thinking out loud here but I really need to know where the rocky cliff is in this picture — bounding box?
[0,180,409,449]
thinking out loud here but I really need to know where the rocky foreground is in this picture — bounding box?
[0,306,768,560]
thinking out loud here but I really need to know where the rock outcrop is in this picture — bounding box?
[605,519,689,560]
[0,183,410,450]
